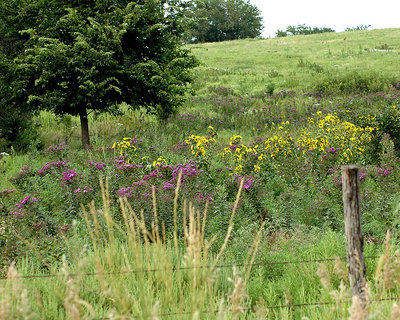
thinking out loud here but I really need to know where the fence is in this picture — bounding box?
[0,165,397,318]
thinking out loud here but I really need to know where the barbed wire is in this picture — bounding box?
[90,296,400,319]
[0,255,382,281]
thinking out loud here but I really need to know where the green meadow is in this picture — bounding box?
[190,28,400,95]
[1,29,400,319]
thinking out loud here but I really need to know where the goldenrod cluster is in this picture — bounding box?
[220,136,261,175]
[153,156,168,167]
[299,112,375,163]
[264,135,294,160]
[185,132,216,160]
[112,137,138,161]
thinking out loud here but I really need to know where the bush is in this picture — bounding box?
[314,72,398,95]
[0,107,42,152]
[276,24,335,37]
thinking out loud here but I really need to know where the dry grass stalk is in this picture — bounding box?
[228,267,248,319]
[284,288,293,310]
[375,230,400,298]
[253,297,269,319]
[244,222,266,284]
[62,255,94,320]
[334,256,349,286]
[150,301,160,320]
[390,302,400,320]
[329,280,349,312]
[173,170,183,256]
[0,262,36,320]
[213,179,244,266]
[216,298,227,320]
[316,263,331,289]
[349,294,370,320]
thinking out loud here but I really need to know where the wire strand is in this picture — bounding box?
[90,296,400,319]
[0,255,381,281]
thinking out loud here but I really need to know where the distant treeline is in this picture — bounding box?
[276,24,335,37]
[276,24,371,37]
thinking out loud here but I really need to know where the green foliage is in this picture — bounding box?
[314,71,398,95]
[376,105,400,157]
[345,24,371,32]
[0,0,198,149]
[276,24,335,37]
[0,53,41,152]
[186,0,263,43]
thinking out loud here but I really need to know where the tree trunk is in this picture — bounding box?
[79,108,91,150]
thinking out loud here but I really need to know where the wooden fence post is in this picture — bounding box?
[342,165,367,302]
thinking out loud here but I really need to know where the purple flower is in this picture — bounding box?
[359,172,366,180]
[60,170,82,184]
[0,189,15,195]
[88,161,106,170]
[38,161,68,176]
[163,182,174,190]
[33,222,43,228]
[118,187,133,197]
[243,177,253,190]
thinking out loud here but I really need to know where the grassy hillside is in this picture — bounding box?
[189,28,400,95]
[1,29,400,319]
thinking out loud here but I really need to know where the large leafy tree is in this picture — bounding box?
[186,0,263,43]
[0,0,198,149]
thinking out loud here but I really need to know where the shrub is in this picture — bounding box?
[314,72,398,95]
[0,108,42,152]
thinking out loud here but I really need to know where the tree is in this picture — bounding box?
[276,24,335,37]
[186,0,263,43]
[0,0,198,149]
[345,25,371,32]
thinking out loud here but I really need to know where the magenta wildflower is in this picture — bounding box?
[38,161,68,176]
[163,182,174,190]
[117,187,133,198]
[74,186,94,194]
[243,177,253,190]
[88,161,106,170]
[0,189,15,195]
[378,167,390,176]
[60,170,82,185]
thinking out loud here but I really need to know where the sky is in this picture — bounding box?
[249,0,400,38]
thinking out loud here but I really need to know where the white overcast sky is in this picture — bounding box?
[249,0,400,38]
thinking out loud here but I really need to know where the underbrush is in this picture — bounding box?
[1,88,400,271]
[1,183,400,319]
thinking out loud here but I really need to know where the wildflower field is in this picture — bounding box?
[1,29,400,319]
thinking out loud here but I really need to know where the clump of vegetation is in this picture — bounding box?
[276,24,335,37]
[186,0,263,43]
[313,71,398,95]
[345,25,371,31]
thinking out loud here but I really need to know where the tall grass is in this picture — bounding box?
[1,177,400,319]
